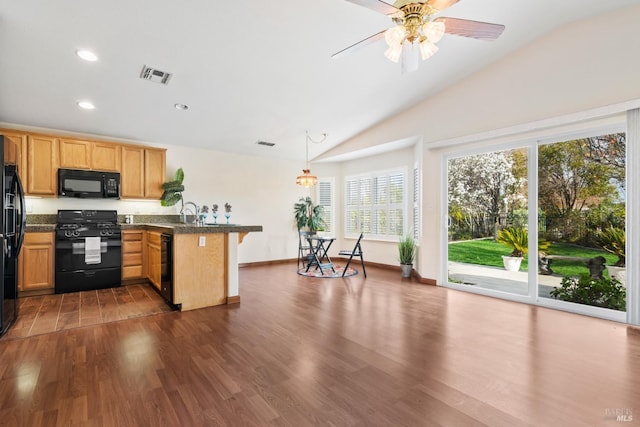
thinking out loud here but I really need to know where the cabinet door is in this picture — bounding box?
[2,131,25,167]
[148,243,161,290]
[122,230,144,279]
[59,139,91,169]
[27,135,58,195]
[121,146,145,198]
[18,233,54,292]
[91,142,121,172]
[144,148,166,199]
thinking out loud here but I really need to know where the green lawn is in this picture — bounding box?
[448,239,616,277]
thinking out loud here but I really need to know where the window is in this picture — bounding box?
[345,169,406,239]
[317,178,334,233]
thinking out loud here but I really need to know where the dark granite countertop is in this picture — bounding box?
[120,223,263,234]
[25,223,262,234]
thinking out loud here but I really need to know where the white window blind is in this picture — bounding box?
[345,169,406,239]
[317,178,334,233]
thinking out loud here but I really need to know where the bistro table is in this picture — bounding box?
[305,236,336,274]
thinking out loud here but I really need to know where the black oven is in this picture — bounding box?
[58,168,120,198]
[55,210,122,294]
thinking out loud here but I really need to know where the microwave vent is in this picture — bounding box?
[139,65,172,85]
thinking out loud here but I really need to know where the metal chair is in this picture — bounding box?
[298,230,315,268]
[338,233,366,277]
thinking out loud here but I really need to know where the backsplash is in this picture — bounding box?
[27,214,182,224]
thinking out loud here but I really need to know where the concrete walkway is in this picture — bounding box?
[447,262,563,297]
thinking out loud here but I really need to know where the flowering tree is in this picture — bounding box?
[448,150,523,238]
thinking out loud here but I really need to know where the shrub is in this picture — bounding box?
[549,274,626,311]
[496,227,528,257]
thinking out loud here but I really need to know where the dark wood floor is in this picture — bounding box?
[3,284,173,339]
[0,263,638,426]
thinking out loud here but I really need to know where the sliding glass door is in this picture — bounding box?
[445,129,628,320]
[447,148,529,296]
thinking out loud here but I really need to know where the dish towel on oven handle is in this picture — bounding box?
[85,237,102,264]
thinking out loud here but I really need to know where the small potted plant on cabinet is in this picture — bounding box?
[398,234,416,278]
[497,227,528,272]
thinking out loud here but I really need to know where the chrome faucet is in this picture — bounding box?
[182,201,199,224]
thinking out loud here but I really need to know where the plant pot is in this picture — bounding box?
[502,256,523,272]
[400,264,413,278]
[607,266,626,287]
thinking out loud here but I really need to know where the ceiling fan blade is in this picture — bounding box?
[436,17,505,41]
[332,30,387,59]
[426,0,460,13]
[344,0,400,16]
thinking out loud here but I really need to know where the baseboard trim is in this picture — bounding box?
[227,295,241,304]
[238,258,437,285]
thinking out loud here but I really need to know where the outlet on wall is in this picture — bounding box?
[199,236,206,247]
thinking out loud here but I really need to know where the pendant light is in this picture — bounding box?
[296,131,327,187]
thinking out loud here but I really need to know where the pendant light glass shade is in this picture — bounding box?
[296,169,318,187]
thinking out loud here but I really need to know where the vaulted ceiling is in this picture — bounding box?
[1,0,639,161]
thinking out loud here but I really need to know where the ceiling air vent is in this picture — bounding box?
[256,141,276,147]
[139,65,172,85]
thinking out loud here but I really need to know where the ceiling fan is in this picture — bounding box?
[332,0,505,73]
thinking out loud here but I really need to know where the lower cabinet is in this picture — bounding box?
[18,232,54,293]
[122,230,144,280]
[146,231,162,290]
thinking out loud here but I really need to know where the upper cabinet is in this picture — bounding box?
[27,135,59,196]
[1,128,165,198]
[59,139,91,169]
[121,146,166,199]
[121,146,145,198]
[91,142,121,172]
[144,148,166,199]
[59,139,121,172]
[2,131,26,168]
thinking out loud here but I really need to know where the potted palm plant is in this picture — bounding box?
[496,226,528,271]
[595,226,626,285]
[398,234,416,278]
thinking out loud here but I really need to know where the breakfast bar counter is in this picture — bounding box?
[122,223,263,311]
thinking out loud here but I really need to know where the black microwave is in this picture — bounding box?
[58,168,120,199]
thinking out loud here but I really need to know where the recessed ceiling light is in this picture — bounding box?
[174,103,189,110]
[76,49,98,62]
[77,101,95,110]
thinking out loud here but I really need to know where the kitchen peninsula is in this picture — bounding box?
[122,223,262,311]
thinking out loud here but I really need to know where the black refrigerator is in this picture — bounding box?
[0,136,27,336]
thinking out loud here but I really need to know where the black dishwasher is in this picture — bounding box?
[160,233,174,304]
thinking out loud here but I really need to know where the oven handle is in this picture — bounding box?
[55,239,122,250]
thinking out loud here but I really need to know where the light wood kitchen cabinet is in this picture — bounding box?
[121,146,145,198]
[2,130,26,169]
[91,142,120,171]
[144,148,166,199]
[59,139,121,172]
[121,146,166,199]
[27,135,59,196]
[18,232,55,293]
[122,230,144,280]
[146,231,162,290]
[59,138,91,169]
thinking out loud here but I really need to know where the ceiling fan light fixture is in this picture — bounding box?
[419,40,439,60]
[384,25,406,46]
[384,43,403,63]
[422,20,445,43]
